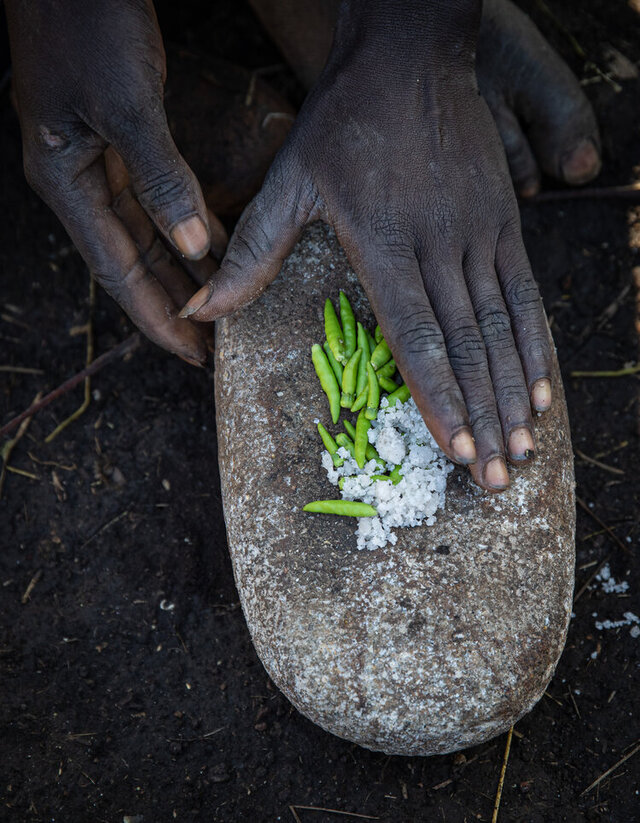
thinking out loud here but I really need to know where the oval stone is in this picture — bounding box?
[214,224,575,756]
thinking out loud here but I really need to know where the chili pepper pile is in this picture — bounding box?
[303,292,411,518]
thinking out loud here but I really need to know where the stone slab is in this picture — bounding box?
[214,223,575,756]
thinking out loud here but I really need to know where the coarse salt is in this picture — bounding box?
[321,397,453,550]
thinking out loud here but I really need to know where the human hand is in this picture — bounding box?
[6,0,224,365]
[182,0,553,491]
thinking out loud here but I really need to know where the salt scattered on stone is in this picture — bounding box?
[320,397,453,550]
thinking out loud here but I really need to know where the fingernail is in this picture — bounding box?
[180,284,211,318]
[177,352,205,368]
[450,429,476,464]
[561,139,601,185]
[483,456,509,490]
[171,215,209,259]
[531,378,552,412]
[508,427,535,461]
[519,179,540,199]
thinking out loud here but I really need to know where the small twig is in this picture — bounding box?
[575,448,625,476]
[0,366,44,375]
[524,182,640,204]
[21,570,42,604]
[570,363,640,378]
[45,277,95,442]
[0,333,140,440]
[492,726,514,823]
[576,497,631,555]
[80,510,129,550]
[581,741,640,796]
[289,807,379,820]
[568,685,582,719]
[574,555,611,604]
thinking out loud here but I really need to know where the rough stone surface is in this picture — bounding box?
[214,224,575,756]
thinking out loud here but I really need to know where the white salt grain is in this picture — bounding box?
[321,397,453,550]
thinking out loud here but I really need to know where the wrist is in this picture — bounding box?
[332,0,481,69]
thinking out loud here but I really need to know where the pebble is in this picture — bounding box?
[215,224,576,756]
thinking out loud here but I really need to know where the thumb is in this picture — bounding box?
[180,158,317,321]
[106,106,211,261]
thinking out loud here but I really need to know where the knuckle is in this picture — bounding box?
[135,167,189,213]
[391,308,444,358]
[445,324,487,372]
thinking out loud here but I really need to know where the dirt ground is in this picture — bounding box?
[1,2,639,821]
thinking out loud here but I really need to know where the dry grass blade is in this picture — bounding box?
[289,806,379,820]
[570,363,640,378]
[0,391,42,499]
[581,741,640,795]
[492,726,514,823]
[45,276,95,443]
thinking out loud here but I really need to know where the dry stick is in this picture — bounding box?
[492,726,514,823]
[45,276,95,443]
[581,741,640,796]
[574,448,625,476]
[576,496,631,556]
[0,333,140,441]
[524,182,640,204]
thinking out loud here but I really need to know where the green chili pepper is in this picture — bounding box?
[366,362,380,420]
[341,348,362,407]
[343,420,357,440]
[355,409,370,469]
[376,358,396,380]
[350,384,368,413]
[355,322,369,397]
[389,465,403,485]
[303,500,377,517]
[374,325,383,344]
[324,298,346,365]
[386,383,411,407]
[311,343,341,424]
[323,341,343,384]
[378,375,398,394]
[370,339,392,371]
[343,419,383,467]
[339,292,356,360]
[335,432,357,461]
[317,422,344,468]
[366,329,377,355]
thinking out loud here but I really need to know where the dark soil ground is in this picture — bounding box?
[1,2,639,821]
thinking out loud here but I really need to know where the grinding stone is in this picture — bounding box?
[214,223,575,756]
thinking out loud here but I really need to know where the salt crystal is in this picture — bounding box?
[320,397,453,550]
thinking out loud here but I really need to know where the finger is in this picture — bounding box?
[463,248,536,464]
[490,100,540,198]
[495,222,553,413]
[112,183,218,308]
[180,158,315,320]
[104,106,212,260]
[27,148,208,365]
[345,242,477,467]
[422,257,510,491]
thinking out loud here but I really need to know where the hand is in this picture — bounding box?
[182,0,553,491]
[6,0,224,365]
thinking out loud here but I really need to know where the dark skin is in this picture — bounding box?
[6,0,600,490]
